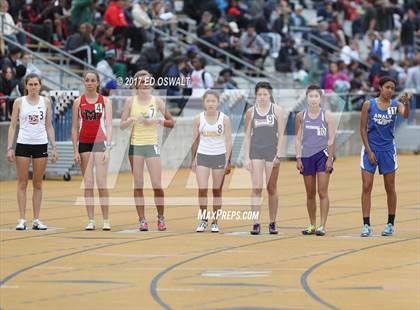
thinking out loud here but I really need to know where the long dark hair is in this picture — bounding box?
[255,81,275,104]
[24,73,42,95]
[305,84,323,97]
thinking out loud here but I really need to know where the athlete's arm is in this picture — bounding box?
[104,97,113,147]
[120,97,134,129]
[274,105,285,159]
[191,115,200,170]
[45,97,58,163]
[224,115,233,163]
[326,111,336,160]
[6,98,21,162]
[243,107,253,161]
[294,112,303,159]
[156,97,175,128]
[71,97,81,163]
[360,101,373,154]
[397,93,410,119]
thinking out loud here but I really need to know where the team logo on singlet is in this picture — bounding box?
[373,113,393,126]
[254,115,274,128]
[28,114,40,125]
[202,124,223,137]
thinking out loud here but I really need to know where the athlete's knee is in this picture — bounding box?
[362,182,373,194]
[266,185,277,196]
[384,183,396,195]
[252,188,263,196]
[318,188,328,200]
[32,180,43,191]
[84,180,94,189]
[18,180,28,190]
[153,188,164,197]
[212,188,222,197]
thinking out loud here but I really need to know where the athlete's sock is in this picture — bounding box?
[388,214,395,225]
[363,217,370,226]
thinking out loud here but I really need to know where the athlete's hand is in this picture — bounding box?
[400,92,411,105]
[244,158,252,171]
[296,158,303,172]
[367,151,377,165]
[51,148,58,164]
[326,157,333,173]
[7,149,15,162]
[191,158,197,173]
[143,118,158,126]
[136,115,146,124]
[74,152,81,165]
[273,155,281,167]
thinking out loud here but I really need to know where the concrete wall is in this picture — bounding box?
[1,111,419,180]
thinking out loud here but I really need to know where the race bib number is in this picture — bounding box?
[317,127,327,136]
[95,103,103,113]
[387,107,397,115]
[266,115,274,125]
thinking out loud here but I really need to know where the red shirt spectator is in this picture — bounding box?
[104,0,128,27]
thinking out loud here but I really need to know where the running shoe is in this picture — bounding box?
[315,225,326,236]
[139,219,148,231]
[32,219,48,230]
[360,224,372,237]
[102,219,111,231]
[16,219,26,231]
[210,223,219,233]
[157,216,166,231]
[302,224,316,235]
[196,220,208,232]
[85,219,96,231]
[250,223,261,235]
[381,223,394,236]
[269,222,278,234]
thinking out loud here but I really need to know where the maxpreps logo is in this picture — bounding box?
[373,113,393,126]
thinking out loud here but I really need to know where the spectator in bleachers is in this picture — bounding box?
[322,62,349,91]
[405,53,420,109]
[199,26,218,57]
[96,49,117,89]
[104,0,144,52]
[288,4,306,29]
[132,0,152,31]
[190,55,214,91]
[21,0,55,43]
[215,68,237,90]
[315,21,337,53]
[0,46,21,71]
[17,53,41,77]
[135,36,165,77]
[197,11,213,38]
[91,29,107,65]
[381,58,400,87]
[213,19,238,58]
[361,0,378,34]
[240,23,269,68]
[400,8,420,60]
[308,51,329,85]
[275,37,299,73]
[0,0,25,47]
[70,0,97,32]
[317,1,334,22]
[340,38,360,65]
[65,23,93,63]
[350,69,370,110]
[0,64,15,121]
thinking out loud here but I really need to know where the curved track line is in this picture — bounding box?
[300,237,418,310]
[149,218,420,310]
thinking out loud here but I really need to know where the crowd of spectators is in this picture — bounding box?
[1,0,420,120]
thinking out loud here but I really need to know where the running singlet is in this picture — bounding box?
[367,98,398,151]
[130,96,158,145]
[250,103,278,149]
[197,111,226,155]
[17,96,48,145]
[79,94,107,144]
[301,109,328,158]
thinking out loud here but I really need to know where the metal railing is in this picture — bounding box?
[174,27,285,84]
[151,26,259,86]
[0,14,114,82]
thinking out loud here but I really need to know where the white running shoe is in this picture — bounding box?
[16,219,26,230]
[32,219,48,230]
[102,219,111,231]
[210,223,219,233]
[85,219,96,231]
[196,220,208,232]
